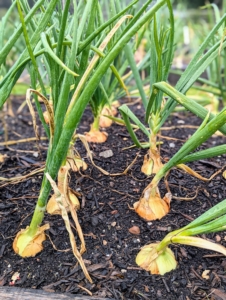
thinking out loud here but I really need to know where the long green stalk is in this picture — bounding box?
[118,0,174,169]
[28,0,168,235]
[150,81,226,135]
[179,145,226,164]
[150,92,226,186]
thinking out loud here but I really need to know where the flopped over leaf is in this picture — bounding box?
[172,236,226,256]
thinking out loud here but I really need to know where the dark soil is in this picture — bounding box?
[1,96,226,300]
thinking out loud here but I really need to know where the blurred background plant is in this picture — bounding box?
[172,0,226,112]
[0,0,44,148]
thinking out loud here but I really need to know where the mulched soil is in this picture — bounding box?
[1,96,226,300]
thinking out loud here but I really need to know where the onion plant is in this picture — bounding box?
[2,0,171,282]
[86,80,120,143]
[85,52,130,143]
[85,0,153,143]
[119,0,174,175]
[133,83,226,221]
[136,198,226,275]
[119,11,226,176]
[84,0,130,143]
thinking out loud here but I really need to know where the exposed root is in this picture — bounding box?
[0,137,48,146]
[0,166,45,188]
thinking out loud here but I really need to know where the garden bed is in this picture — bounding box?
[1,96,226,300]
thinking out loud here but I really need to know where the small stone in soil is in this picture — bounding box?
[129,226,140,235]
[99,149,113,158]
[133,238,140,243]
[33,152,39,157]
[169,142,175,148]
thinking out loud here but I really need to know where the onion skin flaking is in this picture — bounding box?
[136,243,177,275]
[99,107,113,128]
[47,189,80,215]
[85,129,108,143]
[134,187,171,221]
[141,149,163,175]
[99,104,118,128]
[13,224,50,257]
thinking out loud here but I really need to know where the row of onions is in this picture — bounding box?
[0,0,226,279]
